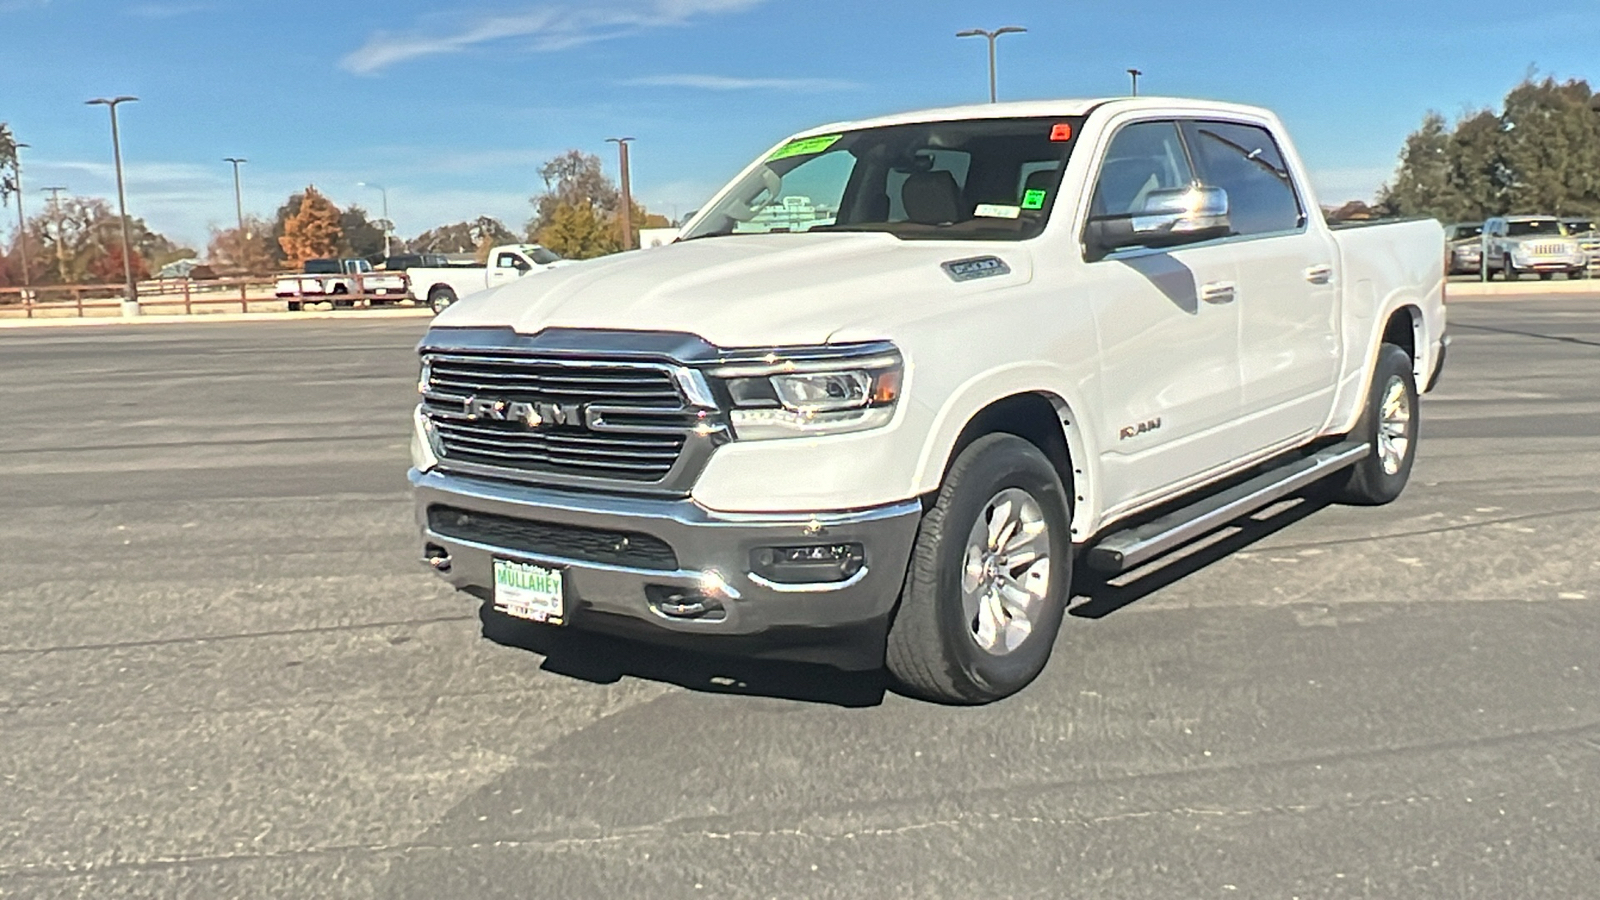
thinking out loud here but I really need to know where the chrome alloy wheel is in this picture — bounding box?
[960,488,1052,656]
[1378,374,1413,476]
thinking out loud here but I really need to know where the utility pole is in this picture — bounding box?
[11,142,29,299]
[1127,68,1143,96]
[223,158,247,234]
[606,137,636,251]
[956,26,1027,103]
[42,186,68,283]
[357,181,391,257]
[87,95,139,315]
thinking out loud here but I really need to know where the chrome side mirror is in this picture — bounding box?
[1086,185,1233,259]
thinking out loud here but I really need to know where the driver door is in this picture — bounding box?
[1081,119,1245,514]
[487,251,530,287]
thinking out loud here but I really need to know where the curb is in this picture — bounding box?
[0,308,435,330]
[1447,280,1600,298]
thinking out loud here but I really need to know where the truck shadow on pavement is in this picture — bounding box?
[475,491,1335,709]
[479,608,890,708]
[1069,491,1335,619]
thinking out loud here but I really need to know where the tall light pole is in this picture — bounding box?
[42,186,69,283]
[606,137,636,251]
[956,26,1027,103]
[356,181,391,257]
[87,95,139,314]
[1127,68,1143,97]
[10,142,29,298]
[223,158,247,235]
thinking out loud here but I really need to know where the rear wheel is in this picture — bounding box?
[1540,272,1554,281]
[886,434,1072,705]
[429,287,457,315]
[287,300,301,312]
[1504,259,1520,281]
[1331,343,1418,506]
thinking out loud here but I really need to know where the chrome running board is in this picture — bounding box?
[1086,440,1369,574]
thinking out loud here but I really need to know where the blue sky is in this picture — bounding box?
[1,0,1594,248]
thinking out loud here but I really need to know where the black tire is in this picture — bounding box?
[429,287,457,315]
[1540,272,1553,281]
[885,434,1072,705]
[1504,259,1519,281]
[1331,343,1418,506]
[287,300,301,312]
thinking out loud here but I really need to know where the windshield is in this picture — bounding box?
[1507,220,1562,237]
[1564,220,1596,235]
[1449,224,1482,240]
[682,116,1086,242]
[527,246,562,265]
[303,259,339,274]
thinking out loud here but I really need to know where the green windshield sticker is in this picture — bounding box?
[768,134,843,161]
[1021,189,1049,210]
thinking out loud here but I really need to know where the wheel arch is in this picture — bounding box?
[917,385,1099,543]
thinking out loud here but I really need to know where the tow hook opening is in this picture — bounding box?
[646,585,727,622]
[423,543,453,574]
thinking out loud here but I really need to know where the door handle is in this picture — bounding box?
[1304,264,1334,284]
[1200,281,1236,304]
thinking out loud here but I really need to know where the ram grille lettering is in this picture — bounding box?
[463,396,584,429]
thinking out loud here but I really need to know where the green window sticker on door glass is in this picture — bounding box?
[1021,188,1049,210]
[768,134,843,161]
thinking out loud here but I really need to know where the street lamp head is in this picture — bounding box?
[995,25,1027,35]
[224,157,247,165]
[87,95,139,107]
[605,137,636,145]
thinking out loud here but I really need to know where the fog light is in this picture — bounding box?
[750,543,865,585]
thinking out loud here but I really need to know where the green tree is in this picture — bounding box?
[339,205,388,260]
[537,202,619,259]
[1500,78,1600,216]
[1380,77,1600,221]
[278,187,344,267]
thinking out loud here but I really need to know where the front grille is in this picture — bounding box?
[1524,241,1570,257]
[428,505,678,570]
[420,352,702,485]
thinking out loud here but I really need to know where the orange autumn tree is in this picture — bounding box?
[278,186,344,268]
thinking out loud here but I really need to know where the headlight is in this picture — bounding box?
[710,344,903,440]
[411,405,441,471]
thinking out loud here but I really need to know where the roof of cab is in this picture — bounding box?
[789,97,1277,139]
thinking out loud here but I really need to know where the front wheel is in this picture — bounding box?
[1330,343,1418,506]
[429,287,457,315]
[1504,260,1520,281]
[886,434,1072,705]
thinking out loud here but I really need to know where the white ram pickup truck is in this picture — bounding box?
[410,98,1447,703]
[407,244,564,314]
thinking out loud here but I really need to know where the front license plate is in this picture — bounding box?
[493,559,566,625]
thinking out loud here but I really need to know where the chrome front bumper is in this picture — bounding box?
[410,468,922,668]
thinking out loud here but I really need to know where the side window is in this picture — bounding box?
[1183,120,1304,237]
[1088,121,1194,218]
[496,253,528,271]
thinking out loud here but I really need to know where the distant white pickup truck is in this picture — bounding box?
[275,258,407,311]
[411,97,1447,703]
[407,244,564,313]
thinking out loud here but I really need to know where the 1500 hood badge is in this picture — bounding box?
[941,256,1011,282]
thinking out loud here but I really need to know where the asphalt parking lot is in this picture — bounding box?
[1,298,1597,899]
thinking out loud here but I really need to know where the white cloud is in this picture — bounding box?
[622,74,859,92]
[341,0,766,75]
[127,3,213,18]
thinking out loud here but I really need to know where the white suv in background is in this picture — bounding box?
[1484,216,1587,281]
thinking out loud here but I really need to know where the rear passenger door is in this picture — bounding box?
[1182,119,1340,445]
[1081,119,1244,512]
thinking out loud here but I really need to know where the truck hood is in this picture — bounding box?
[431,232,1032,347]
